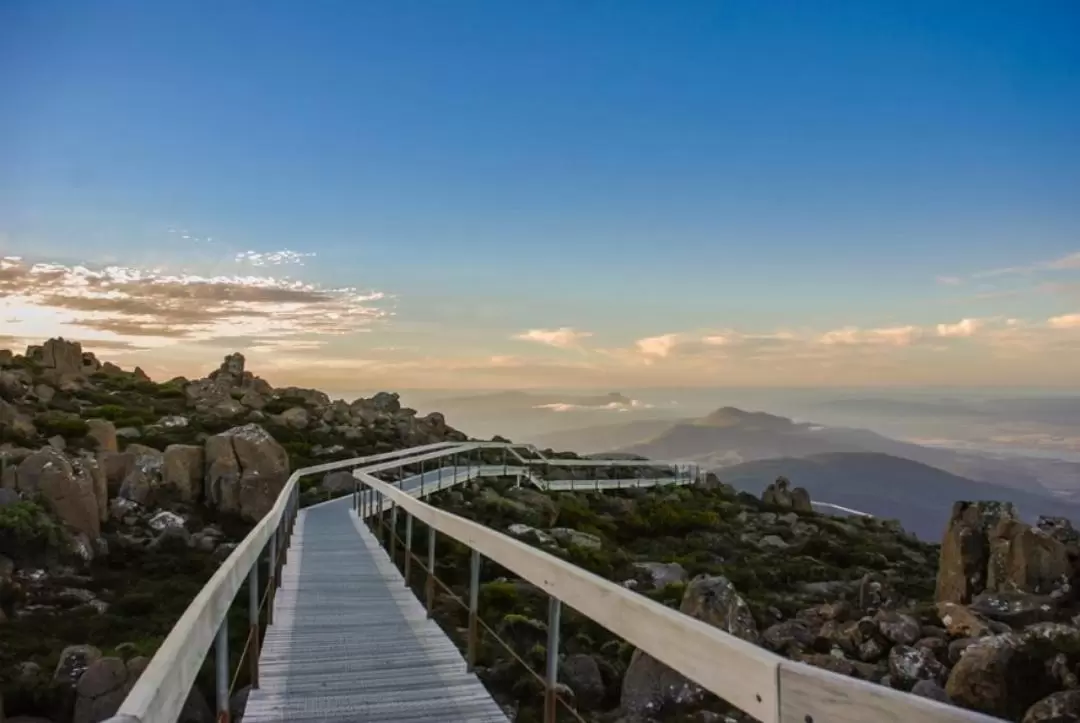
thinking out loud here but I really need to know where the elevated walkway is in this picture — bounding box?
[244,496,506,722]
[104,441,1003,723]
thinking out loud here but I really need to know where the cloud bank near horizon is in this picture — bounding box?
[1,250,1078,389]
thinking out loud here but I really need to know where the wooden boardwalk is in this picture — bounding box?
[243,495,508,722]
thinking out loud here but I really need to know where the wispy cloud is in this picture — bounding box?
[512,327,593,349]
[635,333,680,359]
[818,325,922,346]
[235,249,316,266]
[936,318,984,338]
[0,256,388,347]
[968,250,1080,279]
[1048,313,1080,329]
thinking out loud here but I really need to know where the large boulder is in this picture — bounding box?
[276,386,330,408]
[619,575,757,717]
[279,407,309,430]
[163,444,204,503]
[204,424,289,521]
[559,654,606,710]
[1024,690,1080,723]
[85,419,117,454]
[946,624,1080,720]
[321,471,355,495]
[987,518,1071,596]
[936,501,1017,604]
[0,399,36,439]
[71,655,212,723]
[117,444,165,506]
[16,448,100,539]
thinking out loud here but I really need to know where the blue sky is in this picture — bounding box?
[1,1,1078,388]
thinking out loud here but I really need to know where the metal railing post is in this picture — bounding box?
[426,528,436,617]
[453,453,458,484]
[544,596,561,723]
[248,564,260,689]
[404,512,413,585]
[467,549,481,671]
[267,531,277,625]
[215,619,230,722]
[377,491,384,539]
[390,503,398,566]
[420,457,425,497]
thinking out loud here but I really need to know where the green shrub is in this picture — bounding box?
[33,411,89,439]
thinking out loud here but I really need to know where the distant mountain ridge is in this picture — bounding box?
[531,405,1080,511]
[719,452,1080,541]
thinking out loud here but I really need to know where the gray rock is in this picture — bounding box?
[911,679,950,703]
[620,576,757,717]
[118,444,164,505]
[204,424,289,522]
[321,470,355,494]
[53,645,102,687]
[279,407,310,429]
[632,561,688,590]
[1024,690,1080,723]
[17,448,100,539]
[163,444,204,503]
[549,528,602,550]
[559,654,605,710]
[85,419,117,453]
[888,644,946,690]
[875,610,922,646]
[73,657,128,723]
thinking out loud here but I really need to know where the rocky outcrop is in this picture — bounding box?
[936,501,1017,604]
[27,338,87,377]
[204,424,289,521]
[761,476,812,512]
[620,575,757,717]
[936,501,1074,606]
[16,448,100,539]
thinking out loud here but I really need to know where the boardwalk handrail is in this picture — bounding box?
[105,441,465,723]
[108,441,1002,723]
[355,459,1007,723]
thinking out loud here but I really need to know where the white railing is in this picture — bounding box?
[105,441,1002,723]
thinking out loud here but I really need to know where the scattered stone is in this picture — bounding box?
[549,528,602,550]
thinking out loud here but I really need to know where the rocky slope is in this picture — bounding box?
[3,338,1080,723]
[0,338,465,722]
[416,478,1080,722]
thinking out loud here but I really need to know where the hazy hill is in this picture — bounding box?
[718,452,1080,541]
[535,406,1080,498]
